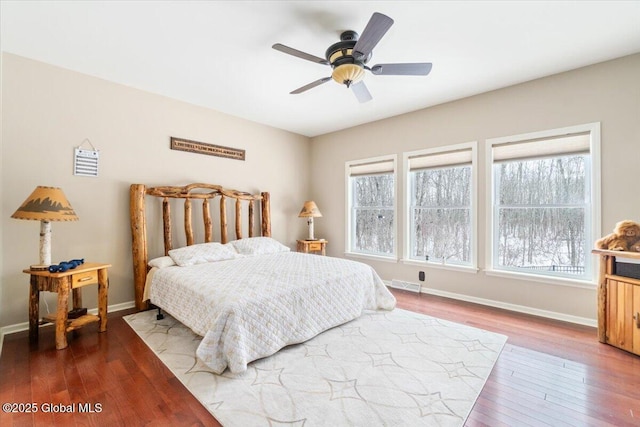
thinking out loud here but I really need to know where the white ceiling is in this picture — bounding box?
[2,1,640,137]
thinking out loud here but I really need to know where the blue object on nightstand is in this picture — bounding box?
[48,258,85,273]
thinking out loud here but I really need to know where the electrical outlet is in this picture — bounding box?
[418,271,425,281]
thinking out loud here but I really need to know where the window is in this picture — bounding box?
[345,156,396,258]
[487,123,600,282]
[404,143,477,267]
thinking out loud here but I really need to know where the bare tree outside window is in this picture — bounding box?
[494,155,588,276]
[351,173,394,255]
[410,166,472,264]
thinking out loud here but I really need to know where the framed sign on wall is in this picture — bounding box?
[170,137,245,161]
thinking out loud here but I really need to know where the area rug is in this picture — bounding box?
[124,309,507,426]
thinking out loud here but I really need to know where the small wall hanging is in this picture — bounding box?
[170,137,245,161]
[74,139,100,177]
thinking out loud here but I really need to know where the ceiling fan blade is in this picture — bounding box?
[272,43,329,65]
[370,63,433,76]
[351,81,373,103]
[290,77,332,94]
[352,12,394,60]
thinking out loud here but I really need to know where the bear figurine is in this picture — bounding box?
[595,220,640,251]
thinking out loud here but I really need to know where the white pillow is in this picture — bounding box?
[148,256,176,269]
[229,237,290,256]
[168,242,237,266]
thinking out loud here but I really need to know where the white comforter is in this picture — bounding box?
[148,252,396,374]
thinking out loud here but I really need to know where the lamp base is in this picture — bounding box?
[30,264,50,271]
[307,218,315,240]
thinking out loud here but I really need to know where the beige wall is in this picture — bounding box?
[2,52,638,329]
[1,53,311,327]
[310,53,640,321]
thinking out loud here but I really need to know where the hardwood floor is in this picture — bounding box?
[1,289,639,426]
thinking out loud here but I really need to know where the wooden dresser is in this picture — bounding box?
[592,249,640,356]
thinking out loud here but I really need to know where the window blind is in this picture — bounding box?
[408,148,472,171]
[493,132,590,162]
[348,158,395,176]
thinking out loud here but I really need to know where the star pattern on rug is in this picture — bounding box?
[304,344,331,358]
[185,360,217,376]
[420,317,443,327]
[125,309,507,426]
[438,361,481,379]
[340,326,365,338]
[206,401,224,411]
[327,379,364,401]
[458,338,497,353]
[267,417,307,427]
[394,332,425,344]
[366,352,401,368]
[406,391,462,419]
[361,312,386,322]
[252,367,285,386]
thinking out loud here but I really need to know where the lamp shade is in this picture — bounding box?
[298,201,322,218]
[12,186,78,222]
[331,64,365,87]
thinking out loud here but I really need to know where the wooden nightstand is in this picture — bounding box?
[297,239,327,255]
[25,262,111,349]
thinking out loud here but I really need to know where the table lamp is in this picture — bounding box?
[298,201,322,240]
[11,186,78,270]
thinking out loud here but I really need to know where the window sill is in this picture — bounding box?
[484,268,596,289]
[401,259,479,273]
[344,252,398,264]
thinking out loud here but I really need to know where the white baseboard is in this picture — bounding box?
[0,300,136,356]
[389,279,422,293]
[385,281,597,327]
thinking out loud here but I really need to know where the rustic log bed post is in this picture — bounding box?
[203,199,213,242]
[220,195,227,244]
[185,199,194,246]
[261,191,271,237]
[235,198,242,240]
[130,184,148,311]
[129,183,271,311]
[248,200,255,238]
[163,198,172,255]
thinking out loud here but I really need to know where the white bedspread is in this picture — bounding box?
[148,252,396,374]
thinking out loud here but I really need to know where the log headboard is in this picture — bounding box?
[129,183,271,310]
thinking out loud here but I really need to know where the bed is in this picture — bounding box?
[130,183,395,374]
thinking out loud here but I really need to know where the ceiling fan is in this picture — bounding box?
[272,12,432,103]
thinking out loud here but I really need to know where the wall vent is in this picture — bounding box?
[389,279,422,293]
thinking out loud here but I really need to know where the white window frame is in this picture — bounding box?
[402,142,478,272]
[485,122,601,287]
[345,154,398,261]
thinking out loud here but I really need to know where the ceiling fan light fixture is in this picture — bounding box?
[331,63,365,87]
[273,12,431,100]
